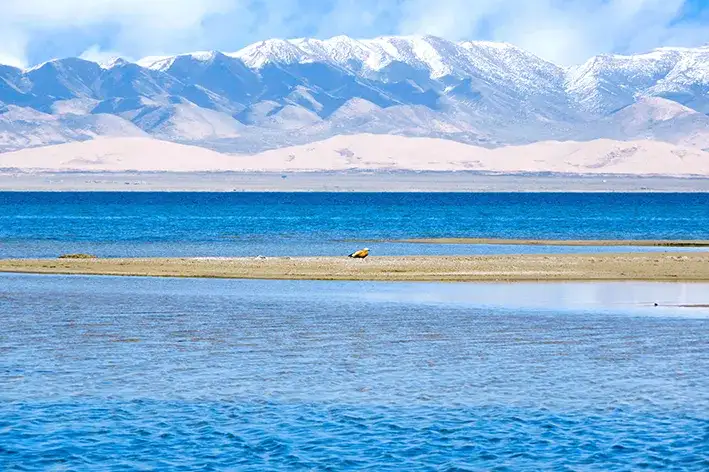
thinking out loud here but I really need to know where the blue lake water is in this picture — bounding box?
[1,274,708,470]
[2,192,709,470]
[2,192,709,257]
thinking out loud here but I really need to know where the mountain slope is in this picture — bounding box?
[0,105,147,152]
[0,36,708,154]
[566,46,709,114]
[130,102,245,140]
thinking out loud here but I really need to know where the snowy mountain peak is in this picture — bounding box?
[136,55,175,71]
[187,51,220,62]
[137,51,222,71]
[461,40,516,49]
[24,58,65,73]
[565,44,709,114]
[229,39,313,68]
[293,36,390,71]
[227,35,533,79]
[98,57,130,70]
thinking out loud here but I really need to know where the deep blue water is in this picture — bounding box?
[1,275,708,470]
[2,192,709,470]
[2,192,709,257]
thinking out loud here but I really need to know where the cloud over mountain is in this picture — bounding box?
[2,1,709,67]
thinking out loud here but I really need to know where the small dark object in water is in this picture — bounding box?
[654,303,659,307]
[58,253,98,259]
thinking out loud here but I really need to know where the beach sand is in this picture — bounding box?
[1,253,709,282]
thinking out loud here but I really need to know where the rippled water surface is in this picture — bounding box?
[2,192,709,257]
[2,274,708,470]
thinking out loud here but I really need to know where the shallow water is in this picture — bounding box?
[2,192,709,258]
[2,274,708,470]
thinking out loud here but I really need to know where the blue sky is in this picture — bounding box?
[2,0,709,68]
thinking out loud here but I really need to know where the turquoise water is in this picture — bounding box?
[2,192,709,257]
[1,274,708,470]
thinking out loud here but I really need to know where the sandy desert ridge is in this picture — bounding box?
[2,134,709,177]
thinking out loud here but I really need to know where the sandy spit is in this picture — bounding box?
[392,238,709,247]
[1,253,709,282]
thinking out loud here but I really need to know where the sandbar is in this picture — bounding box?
[391,238,709,247]
[1,253,709,282]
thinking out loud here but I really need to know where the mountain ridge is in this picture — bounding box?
[1,35,708,154]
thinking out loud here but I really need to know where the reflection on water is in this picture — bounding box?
[356,281,709,318]
[1,274,708,470]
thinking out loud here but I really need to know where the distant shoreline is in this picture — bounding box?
[2,253,709,282]
[3,171,709,192]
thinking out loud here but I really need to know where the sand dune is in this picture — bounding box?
[0,137,238,172]
[1,134,708,176]
[245,135,709,175]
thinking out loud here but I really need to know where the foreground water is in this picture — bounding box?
[2,192,709,258]
[1,274,707,470]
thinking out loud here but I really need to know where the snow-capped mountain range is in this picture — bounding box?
[1,35,709,153]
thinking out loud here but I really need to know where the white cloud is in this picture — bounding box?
[3,0,233,27]
[0,54,25,69]
[397,0,707,64]
[0,28,28,68]
[79,45,130,66]
[0,0,707,67]
[1,0,236,65]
